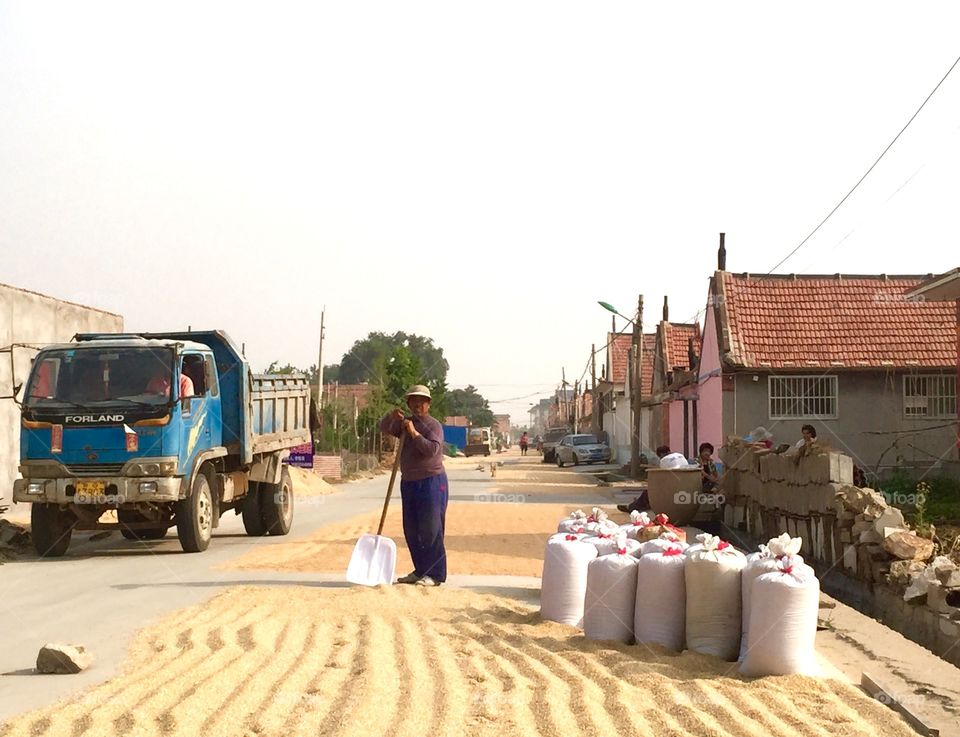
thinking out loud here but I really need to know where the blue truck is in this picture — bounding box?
[14,330,312,556]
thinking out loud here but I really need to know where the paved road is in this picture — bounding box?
[0,464,466,720]
[0,451,618,721]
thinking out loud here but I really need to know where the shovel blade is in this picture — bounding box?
[346,534,397,586]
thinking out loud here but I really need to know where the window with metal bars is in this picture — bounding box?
[903,374,956,418]
[768,375,838,420]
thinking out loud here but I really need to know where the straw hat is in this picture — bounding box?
[404,384,432,400]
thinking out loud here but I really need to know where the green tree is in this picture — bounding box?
[337,332,448,385]
[447,385,494,426]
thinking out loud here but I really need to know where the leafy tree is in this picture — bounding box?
[265,361,304,375]
[336,332,448,385]
[447,385,494,427]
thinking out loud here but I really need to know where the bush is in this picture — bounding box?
[880,470,960,525]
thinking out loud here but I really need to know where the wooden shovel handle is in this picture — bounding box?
[377,431,405,535]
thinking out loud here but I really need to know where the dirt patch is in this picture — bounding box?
[222,502,577,577]
[288,466,336,497]
[0,585,919,737]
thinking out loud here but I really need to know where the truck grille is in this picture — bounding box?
[65,463,125,476]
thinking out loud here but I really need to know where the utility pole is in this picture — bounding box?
[632,294,644,480]
[591,344,598,437]
[561,367,567,427]
[316,307,326,408]
[574,380,580,433]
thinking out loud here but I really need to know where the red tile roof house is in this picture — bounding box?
[646,297,702,458]
[696,262,957,481]
[595,332,658,465]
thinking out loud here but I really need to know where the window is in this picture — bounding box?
[903,374,956,418]
[768,375,838,420]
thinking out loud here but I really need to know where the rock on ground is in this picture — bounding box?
[883,530,935,561]
[36,643,93,674]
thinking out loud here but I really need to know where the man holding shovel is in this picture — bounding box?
[379,385,448,586]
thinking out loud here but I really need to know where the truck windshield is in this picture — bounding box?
[24,347,176,409]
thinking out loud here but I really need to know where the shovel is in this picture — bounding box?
[346,432,404,586]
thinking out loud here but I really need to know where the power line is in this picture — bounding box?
[769,51,960,273]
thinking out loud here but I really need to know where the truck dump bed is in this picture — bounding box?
[250,373,312,455]
[74,330,312,463]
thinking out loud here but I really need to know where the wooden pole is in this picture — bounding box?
[591,344,598,436]
[632,294,644,480]
[561,367,567,427]
[316,307,326,408]
[574,380,580,433]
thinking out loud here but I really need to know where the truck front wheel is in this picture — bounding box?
[261,467,294,536]
[176,473,214,552]
[32,503,75,557]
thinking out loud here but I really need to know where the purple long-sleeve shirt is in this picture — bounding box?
[379,412,446,481]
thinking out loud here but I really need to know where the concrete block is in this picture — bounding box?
[830,453,854,484]
[814,516,825,561]
[843,544,857,572]
[808,483,837,514]
[860,529,883,545]
[939,616,960,639]
[803,453,831,484]
[873,507,906,536]
[852,518,873,535]
[926,585,958,616]
[857,544,873,581]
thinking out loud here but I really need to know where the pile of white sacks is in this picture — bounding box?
[541,509,821,677]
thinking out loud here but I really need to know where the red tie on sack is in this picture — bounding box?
[663,546,684,557]
[565,534,578,541]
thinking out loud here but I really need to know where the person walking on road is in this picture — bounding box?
[379,384,448,587]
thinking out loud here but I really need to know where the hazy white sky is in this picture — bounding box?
[2,2,959,423]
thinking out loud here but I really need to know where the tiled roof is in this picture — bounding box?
[608,332,656,394]
[717,272,955,369]
[663,322,701,371]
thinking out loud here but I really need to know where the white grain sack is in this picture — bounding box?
[634,546,687,651]
[584,533,640,643]
[739,557,820,677]
[540,534,599,627]
[685,534,747,660]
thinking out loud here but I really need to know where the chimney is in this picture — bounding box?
[662,295,669,323]
[688,337,698,371]
[718,232,726,270]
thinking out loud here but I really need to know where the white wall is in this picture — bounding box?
[601,400,654,466]
[0,283,123,509]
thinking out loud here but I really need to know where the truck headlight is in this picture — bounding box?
[27,482,45,495]
[20,462,64,478]
[125,460,178,477]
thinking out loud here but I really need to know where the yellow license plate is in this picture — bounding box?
[75,480,105,495]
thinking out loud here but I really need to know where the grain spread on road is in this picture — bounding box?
[221,502,574,577]
[0,585,917,737]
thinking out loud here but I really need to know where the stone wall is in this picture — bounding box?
[719,439,960,668]
[719,440,853,568]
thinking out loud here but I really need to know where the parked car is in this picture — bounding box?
[555,433,612,467]
[540,427,570,463]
